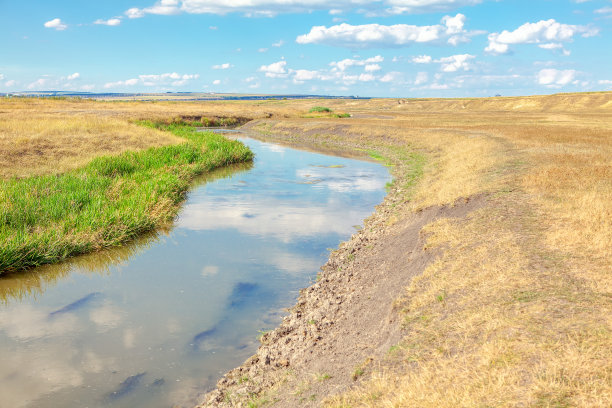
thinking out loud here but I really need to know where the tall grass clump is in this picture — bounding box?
[0,123,253,274]
[309,106,332,113]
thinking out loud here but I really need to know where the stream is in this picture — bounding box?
[0,134,391,408]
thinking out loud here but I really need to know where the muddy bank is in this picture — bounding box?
[196,121,487,407]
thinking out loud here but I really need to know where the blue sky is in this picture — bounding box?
[1,0,612,97]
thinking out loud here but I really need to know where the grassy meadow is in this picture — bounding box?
[1,93,610,406]
[0,108,253,272]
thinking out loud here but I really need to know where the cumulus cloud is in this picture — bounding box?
[485,19,599,55]
[259,60,288,78]
[126,0,180,18]
[44,18,67,31]
[212,79,221,85]
[412,55,433,63]
[5,80,17,87]
[330,55,384,71]
[104,72,199,88]
[94,18,122,26]
[212,63,232,69]
[125,0,484,18]
[0,74,4,80]
[379,71,402,83]
[67,72,80,80]
[264,56,396,85]
[410,54,474,72]
[537,68,577,87]
[437,54,474,72]
[296,14,477,48]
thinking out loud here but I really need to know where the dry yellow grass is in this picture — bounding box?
[0,97,301,178]
[230,93,611,407]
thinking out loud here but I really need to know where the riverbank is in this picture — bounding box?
[199,92,611,407]
[0,122,252,273]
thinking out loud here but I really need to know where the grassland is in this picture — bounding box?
[0,117,252,273]
[1,93,610,406]
[210,92,611,407]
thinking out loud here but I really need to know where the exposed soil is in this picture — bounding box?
[196,123,487,407]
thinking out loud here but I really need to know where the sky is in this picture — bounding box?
[1,0,612,97]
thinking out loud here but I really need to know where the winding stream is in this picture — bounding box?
[0,134,391,408]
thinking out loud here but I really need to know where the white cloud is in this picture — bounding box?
[258,47,269,53]
[125,0,180,18]
[67,72,80,80]
[364,64,381,72]
[272,40,285,47]
[44,18,67,31]
[486,19,599,55]
[537,68,577,87]
[212,79,221,85]
[259,60,288,78]
[296,14,475,48]
[330,55,384,71]
[358,73,375,82]
[412,55,432,63]
[437,54,474,72]
[293,69,321,82]
[414,71,428,85]
[212,63,232,69]
[411,53,474,71]
[595,6,612,15]
[80,84,95,91]
[94,18,121,26]
[5,80,17,87]
[104,72,199,88]
[383,0,483,15]
[0,74,4,80]
[599,79,612,85]
[27,78,49,89]
[126,0,484,18]
[538,42,563,50]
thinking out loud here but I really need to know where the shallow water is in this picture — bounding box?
[0,135,390,408]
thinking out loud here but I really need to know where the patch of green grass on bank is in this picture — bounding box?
[0,122,253,274]
[367,146,426,198]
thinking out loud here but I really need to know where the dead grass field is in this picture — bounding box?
[239,93,611,407]
[1,93,611,406]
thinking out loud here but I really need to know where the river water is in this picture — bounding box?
[0,135,390,408]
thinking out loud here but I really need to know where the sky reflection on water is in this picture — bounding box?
[0,137,390,408]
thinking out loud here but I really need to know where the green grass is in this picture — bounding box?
[0,122,253,274]
[309,106,332,113]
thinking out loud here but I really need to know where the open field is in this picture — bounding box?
[1,93,611,406]
[0,107,253,272]
[198,93,612,407]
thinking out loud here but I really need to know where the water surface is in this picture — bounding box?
[0,136,390,408]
